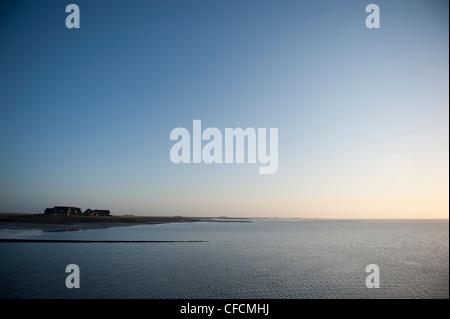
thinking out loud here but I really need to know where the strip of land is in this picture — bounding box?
[0,239,208,243]
[0,213,251,232]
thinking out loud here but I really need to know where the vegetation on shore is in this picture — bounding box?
[0,213,201,225]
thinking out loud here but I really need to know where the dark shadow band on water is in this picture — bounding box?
[0,239,208,243]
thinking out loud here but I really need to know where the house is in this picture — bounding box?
[44,206,82,216]
[83,208,94,216]
[44,206,111,217]
[82,208,110,217]
[92,209,110,217]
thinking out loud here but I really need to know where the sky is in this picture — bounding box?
[0,0,448,219]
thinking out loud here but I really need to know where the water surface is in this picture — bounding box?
[0,219,448,299]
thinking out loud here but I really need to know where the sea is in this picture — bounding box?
[0,219,448,299]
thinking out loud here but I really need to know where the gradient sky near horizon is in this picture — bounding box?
[0,0,448,218]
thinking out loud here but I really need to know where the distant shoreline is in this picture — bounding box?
[0,213,445,233]
[0,213,252,232]
[0,238,208,243]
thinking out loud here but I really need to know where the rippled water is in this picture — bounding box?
[0,219,448,298]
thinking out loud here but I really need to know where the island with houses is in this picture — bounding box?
[44,206,110,217]
[0,206,251,232]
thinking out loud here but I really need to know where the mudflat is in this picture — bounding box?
[0,213,201,232]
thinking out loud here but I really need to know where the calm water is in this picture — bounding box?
[0,219,448,299]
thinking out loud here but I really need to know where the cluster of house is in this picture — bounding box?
[44,206,111,217]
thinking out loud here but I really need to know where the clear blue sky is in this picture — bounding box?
[0,0,448,218]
